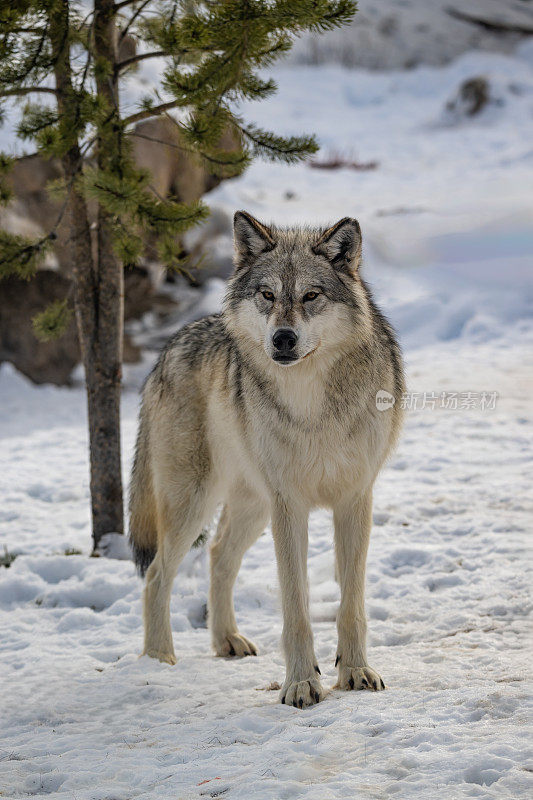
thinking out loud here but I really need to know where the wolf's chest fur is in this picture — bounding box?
[210,357,387,506]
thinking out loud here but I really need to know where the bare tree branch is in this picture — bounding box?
[119,0,153,41]
[115,50,166,73]
[12,28,46,34]
[128,128,241,167]
[127,129,188,150]
[129,115,247,169]
[0,86,57,97]
[114,0,148,11]
[75,9,95,32]
[123,98,180,126]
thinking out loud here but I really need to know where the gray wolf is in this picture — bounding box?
[129,211,405,707]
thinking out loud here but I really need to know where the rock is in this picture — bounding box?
[117,31,137,64]
[0,271,79,386]
[439,75,504,126]
[446,76,490,117]
[123,266,156,320]
[0,269,155,385]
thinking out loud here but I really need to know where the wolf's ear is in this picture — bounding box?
[233,211,275,271]
[313,218,362,276]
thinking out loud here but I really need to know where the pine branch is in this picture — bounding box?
[0,24,48,87]
[163,45,240,105]
[17,105,59,142]
[0,230,55,279]
[234,121,318,163]
[33,298,73,341]
[25,23,49,80]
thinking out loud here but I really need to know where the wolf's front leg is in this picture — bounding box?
[333,490,385,692]
[271,496,324,707]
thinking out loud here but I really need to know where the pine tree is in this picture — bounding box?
[0,0,356,552]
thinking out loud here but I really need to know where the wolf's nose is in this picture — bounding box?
[273,328,298,352]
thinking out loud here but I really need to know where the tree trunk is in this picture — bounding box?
[90,0,125,546]
[50,0,124,550]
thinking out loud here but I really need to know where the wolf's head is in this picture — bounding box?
[224,211,371,367]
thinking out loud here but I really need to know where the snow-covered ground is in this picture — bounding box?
[1,45,533,799]
[288,0,533,70]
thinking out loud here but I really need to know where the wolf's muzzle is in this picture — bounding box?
[272,328,298,363]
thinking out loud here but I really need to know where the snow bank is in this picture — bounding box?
[289,0,533,70]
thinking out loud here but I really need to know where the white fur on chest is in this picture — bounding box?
[208,359,389,508]
[248,385,385,506]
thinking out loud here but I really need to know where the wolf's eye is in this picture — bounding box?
[303,291,319,302]
[261,290,275,301]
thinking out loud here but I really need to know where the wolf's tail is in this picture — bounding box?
[128,407,157,577]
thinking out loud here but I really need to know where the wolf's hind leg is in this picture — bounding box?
[333,488,385,692]
[143,547,182,665]
[143,489,217,665]
[209,485,268,657]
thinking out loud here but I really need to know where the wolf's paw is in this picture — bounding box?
[215,632,258,657]
[281,678,325,708]
[335,662,385,692]
[143,650,177,666]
